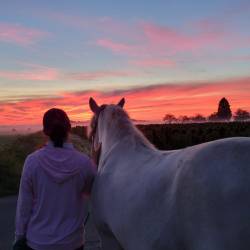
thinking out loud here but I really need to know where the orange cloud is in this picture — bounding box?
[0,76,250,126]
[0,22,49,46]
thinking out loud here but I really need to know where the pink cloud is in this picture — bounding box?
[96,20,249,60]
[96,23,211,55]
[110,22,224,52]
[0,22,49,46]
[96,39,135,54]
[0,63,137,82]
[68,70,136,80]
[141,22,225,51]
[95,22,228,66]
[0,65,59,81]
[131,58,175,68]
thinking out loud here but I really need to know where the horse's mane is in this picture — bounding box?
[99,105,155,150]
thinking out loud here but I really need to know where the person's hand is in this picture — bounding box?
[13,236,27,250]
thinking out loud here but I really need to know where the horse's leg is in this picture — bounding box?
[99,230,123,250]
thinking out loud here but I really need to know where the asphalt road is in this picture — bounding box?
[0,196,101,250]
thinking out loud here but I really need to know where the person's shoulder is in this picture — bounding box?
[72,149,96,173]
[72,149,92,164]
[24,147,45,164]
[22,148,45,174]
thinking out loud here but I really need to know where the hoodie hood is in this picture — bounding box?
[37,142,81,183]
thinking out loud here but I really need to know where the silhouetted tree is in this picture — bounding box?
[234,109,250,121]
[217,97,232,120]
[178,115,191,123]
[208,112,218,121]
[163,114,177,123]
[190,114,206,122]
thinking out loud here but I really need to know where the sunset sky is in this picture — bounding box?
[0,0,250,128]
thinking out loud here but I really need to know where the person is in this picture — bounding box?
[14,108,96,250]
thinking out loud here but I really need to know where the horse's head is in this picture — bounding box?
[88,97,125,165]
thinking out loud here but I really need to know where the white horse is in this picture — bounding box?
[89,97,250,250]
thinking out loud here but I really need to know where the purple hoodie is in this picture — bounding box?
[15,142,96,250]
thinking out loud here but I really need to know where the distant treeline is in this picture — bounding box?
[163,98,250,123]
[72,121,250,150]
[138,121,250,150]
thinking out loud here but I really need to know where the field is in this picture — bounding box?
[0,132,90,197]
[0,121,249,197]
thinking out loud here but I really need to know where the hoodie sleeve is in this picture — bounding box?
[82,159,97,195]
[15,155,34,238]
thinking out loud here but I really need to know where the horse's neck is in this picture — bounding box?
[98,132,124,168]
[100,126,155,167]
[101,129,125,157]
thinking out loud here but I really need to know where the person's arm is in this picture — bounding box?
[15,155,34,241]
[83,159,97,196]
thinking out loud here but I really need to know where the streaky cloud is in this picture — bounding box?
[0,76,250,126]
[0,22,49,46]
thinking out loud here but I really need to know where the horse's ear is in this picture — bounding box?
[117,98,125,108]
[89,97,100,114]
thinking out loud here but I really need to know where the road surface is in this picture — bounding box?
[0,196,101,250]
